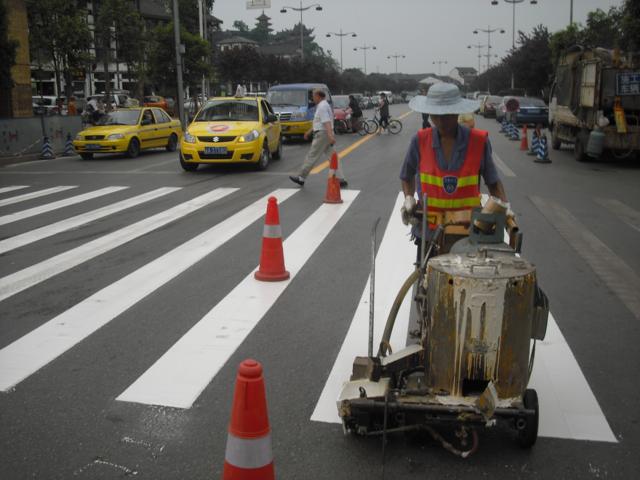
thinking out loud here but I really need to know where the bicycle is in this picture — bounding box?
[365,111,403,134]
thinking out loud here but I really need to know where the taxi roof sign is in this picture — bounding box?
[235,84,246,98]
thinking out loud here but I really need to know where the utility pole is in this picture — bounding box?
[473,26,505,74]
[354,44,376,75]
[198,0,206,102]
[467,44,485,73]
[280,2,323,63]
[387,53,406,74]
[569,0,574,25]
[433,60,447,75]
[173,0,185,127]
[326,28,357,72]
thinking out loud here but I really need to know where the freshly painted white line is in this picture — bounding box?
[0,188,237,303]
[0,186,29,195]
[311,193,414,423]
[492,153,516,178]
[0,186,77,207]
[312,192,616,442]
[118,190,359,409]
[0,186,129,226]
[0,189,296,392]
[0,187,180,254]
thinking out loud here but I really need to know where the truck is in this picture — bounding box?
[548,46,640,161]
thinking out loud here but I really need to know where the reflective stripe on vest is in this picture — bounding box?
[418,127,486,226]
[224,432,273,469]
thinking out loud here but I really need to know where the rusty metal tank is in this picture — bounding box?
[424,250,537,403]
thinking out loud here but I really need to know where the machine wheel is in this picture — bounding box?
[166,133,178,152]
[272,136,283,160]
[517,389,539,448]
[179,153,198,172]
[255,142,270,171]
[126,137,140,158]
[574,134,590,162]
[551,124,562,150]
[80,153,93,160]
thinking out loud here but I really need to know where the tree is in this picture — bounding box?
[27,0,92,100]
[115,9,146,98]
[0,0,18,116]
[233,20,250,33]
[503,25,553,96]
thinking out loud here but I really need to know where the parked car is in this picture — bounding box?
[32,96,62,115]
[143,95,170,113]
[73,107,182,160]
[496,96,549,126]
[349,93,365,110]
[332,95,352,133]
[179,95,282,171]
[480,95,503,118]
[361,96,375,109]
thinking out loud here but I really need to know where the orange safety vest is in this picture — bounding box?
[418,127,487,229]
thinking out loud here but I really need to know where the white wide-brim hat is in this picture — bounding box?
[410,83,480,115]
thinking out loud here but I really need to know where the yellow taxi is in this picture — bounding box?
[73,107,182,160]
[179,96,282,171]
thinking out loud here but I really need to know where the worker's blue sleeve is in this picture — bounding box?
[399,134,420,182]
[480,138,500,186]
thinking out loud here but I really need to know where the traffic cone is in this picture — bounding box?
[324,151,343,204]
[499,118,507,133]
[254,196,290,282]
[534,134,552,163]
[222,359,275,480]
[39,136,55,159]
[62,133,75,156]
[527,129,539,156]
[509,123,520,141]
[520,125,529,151]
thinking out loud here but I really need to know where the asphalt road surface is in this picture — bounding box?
[1,105,639,479]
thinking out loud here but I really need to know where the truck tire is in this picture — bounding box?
[551,124,562,150]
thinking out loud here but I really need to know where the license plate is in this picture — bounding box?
[525,109,540,114]
[204,146,227,155]
[85,144,101,150]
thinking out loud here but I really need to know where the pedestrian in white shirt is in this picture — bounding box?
[290,89,347,187]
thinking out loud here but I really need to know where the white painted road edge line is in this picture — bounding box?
[0,186,29,195]
[0,186,129,226]
[0,187,181,255]
[0,186,77,207]
[0,188,237,303]
[492,153,516,178]
[311,192,414,423]
[118,190,360,409]
[0,189,298,392]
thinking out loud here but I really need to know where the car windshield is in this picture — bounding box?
[195,100,259,122]
[519,97,547,107]
[266,90,307,107]
[333,96,350,109]
[96,110,140,126]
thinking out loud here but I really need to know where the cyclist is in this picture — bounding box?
[377,92,390,134]
[348,95,363,133]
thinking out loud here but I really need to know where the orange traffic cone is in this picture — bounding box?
[255,196,290,282]
[222,359,275,480]
[520,124,529,151]
[324,151,343,204]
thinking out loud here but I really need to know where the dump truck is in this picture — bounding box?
[548,46,640,161]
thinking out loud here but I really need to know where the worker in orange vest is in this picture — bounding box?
[400,83,510,260]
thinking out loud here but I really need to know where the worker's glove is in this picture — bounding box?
[400,195,417,226]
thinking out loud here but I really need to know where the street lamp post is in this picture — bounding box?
[387,53,406,74]
[280,1,323,63]
[353,44,376,75]
[473,26,505,74]
[326,29,357,71]
[491,0,538,88]
[172,0,185,128]
[432,60,447,75]
[467,44,485,73]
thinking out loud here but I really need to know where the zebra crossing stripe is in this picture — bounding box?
[0,186,129,226]
[117,190,359,409]
[311,192,414,423]
[0,188,237,303]
[0,189,297,392]
[0,186,77,207]
[0,186,29,195]
[0,187,181,255]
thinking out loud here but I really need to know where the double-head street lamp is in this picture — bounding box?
[432,60,447,75]
[491,0,538,88]
[326,29,357,72]
[387,53,406,74]
[467,44,486,73]
[473,26,505,76]
[281,1,323,63]
[353,44,376,75]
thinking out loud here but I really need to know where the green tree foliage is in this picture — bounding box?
[27,0,92,99]
[503,25,553,96]
[0,0,17,104]
[232,20,250,33]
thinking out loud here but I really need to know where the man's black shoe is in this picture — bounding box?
[289,175,305,186]
[339,179,348,188]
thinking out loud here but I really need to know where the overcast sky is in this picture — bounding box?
[211,0,623,75]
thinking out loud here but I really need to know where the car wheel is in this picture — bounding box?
[256,142,270,171]
[272,136,283,160]
[80,153,93,160]
[126,137,140,158]
[179,152,198,171]
[166,133,178,152]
